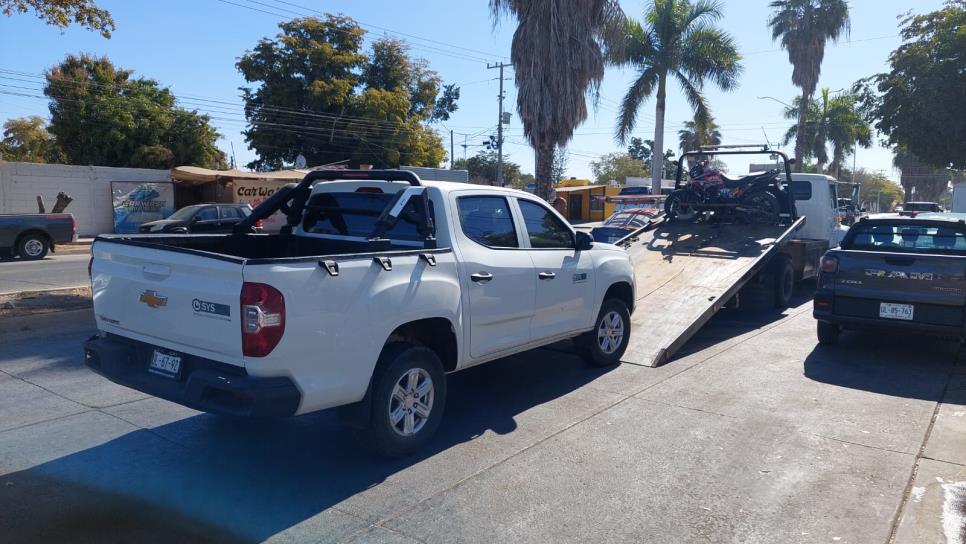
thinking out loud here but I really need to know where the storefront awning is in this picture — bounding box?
[170,166,312,185]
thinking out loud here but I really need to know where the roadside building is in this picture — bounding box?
[553,178,620,222]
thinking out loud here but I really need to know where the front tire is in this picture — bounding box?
[356,343,447,458]
[817,320,840,345]
[17,233,49,260]
[578,299,631,367]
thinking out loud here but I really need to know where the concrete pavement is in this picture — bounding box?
[1,295,964,543]
[0,252,90,295]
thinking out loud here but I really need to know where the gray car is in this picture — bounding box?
[0,213,76,260]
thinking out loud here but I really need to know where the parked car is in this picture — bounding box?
[591,208,660,243]
[0,213,76,260]
[814,215,966,345]
[138,203,256,234]
[898,201,943,216]
[84,170,636,457]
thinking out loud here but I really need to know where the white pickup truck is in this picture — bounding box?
[84,170,635,457]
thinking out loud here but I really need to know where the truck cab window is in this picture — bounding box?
[518,200,574,249]
[457,196,519,248]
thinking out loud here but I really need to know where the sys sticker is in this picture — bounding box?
[192,298,231,320]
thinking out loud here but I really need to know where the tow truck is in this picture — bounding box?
[615,146,842,367]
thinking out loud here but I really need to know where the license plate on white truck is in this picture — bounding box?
[879,302,914,321]
[149,350,182,378]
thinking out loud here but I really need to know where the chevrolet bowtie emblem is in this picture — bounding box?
[139,290,167,308]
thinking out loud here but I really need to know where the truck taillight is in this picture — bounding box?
[255,219,264,229]
[240,282,285,357]
[820,255,839,273]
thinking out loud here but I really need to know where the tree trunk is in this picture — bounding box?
[535,142,555,202]
[651,74,668,195]
[795,89,809,173]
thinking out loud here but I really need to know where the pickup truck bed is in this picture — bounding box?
[621,217,807,367]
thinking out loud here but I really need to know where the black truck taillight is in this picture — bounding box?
[240,282,285,357]
[820,255,839,274]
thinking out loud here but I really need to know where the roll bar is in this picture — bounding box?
[234,169,423,234]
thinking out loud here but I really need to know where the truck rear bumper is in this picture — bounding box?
[83,334,300,417]
[814,301,965,338]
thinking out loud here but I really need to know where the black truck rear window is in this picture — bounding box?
[846,223,966,255]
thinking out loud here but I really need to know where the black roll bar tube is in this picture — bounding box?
[233,169,423,234]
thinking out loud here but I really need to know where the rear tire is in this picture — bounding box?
[817,320,841,345]
[16,233,49,260]
[355,343,447,458]
[740,191,780,224]
[577,298,631,367]
[773,255,795,308]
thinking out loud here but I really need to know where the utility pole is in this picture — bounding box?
[450,130,455,170]
[488,62,511,186]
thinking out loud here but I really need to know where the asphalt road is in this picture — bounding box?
[1,293,965,543]
[0,252,90,294]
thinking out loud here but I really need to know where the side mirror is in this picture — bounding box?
[788,158,797,166]
[860,207,867,213]
[576,231,593,251]
[191,215,203,223]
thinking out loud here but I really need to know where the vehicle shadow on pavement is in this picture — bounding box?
[1,346,620,543]
[803,329,961,402]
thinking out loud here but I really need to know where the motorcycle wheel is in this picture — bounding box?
[740,191,780,224]
[665,189,699,222]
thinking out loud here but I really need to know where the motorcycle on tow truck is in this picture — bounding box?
[664,148,793,224]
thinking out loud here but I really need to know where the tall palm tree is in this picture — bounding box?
[490,0,623,201]
[678,114,721,166]
[768,0,850,172]
[610,0,742,195]
[781,88,871,176]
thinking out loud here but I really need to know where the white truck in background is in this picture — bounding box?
[84,170,636,457]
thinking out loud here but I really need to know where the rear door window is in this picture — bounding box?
[196,206,218,221]
[847,223,966,254]
[457,196,519,248]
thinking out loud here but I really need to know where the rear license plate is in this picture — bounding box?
[149,349,182,378]
[879,302,914,321]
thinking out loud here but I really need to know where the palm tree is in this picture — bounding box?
[610,0,742,195]
[678,114,721,167]
[781,88,871,177]
[489,0,623,201]
[768,0,850,172]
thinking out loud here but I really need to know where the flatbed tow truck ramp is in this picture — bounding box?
[621,216,805,367]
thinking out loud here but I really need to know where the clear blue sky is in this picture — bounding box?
[0,0,943,180]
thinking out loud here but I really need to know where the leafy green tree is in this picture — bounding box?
[610,0,742,195]
[626,137,675,175]
[453,150,525,188]
[551,147,569,184]
[237,17,457,171]
[781,88,871,177]
[852,168,904,213]
[590,152,649,185]
[44,54,225,169]
[856,1,965,171]
[0,116,63,163]
[1,0,113,37]
[489,0,623,201]
[768,0,850,172]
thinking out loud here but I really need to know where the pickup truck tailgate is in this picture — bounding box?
[832,250,966,325]
[91,241,245,363]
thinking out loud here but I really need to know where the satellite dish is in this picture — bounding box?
[294,154,307,169]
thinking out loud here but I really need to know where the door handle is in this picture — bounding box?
[470,272,493,283]
[538,271,556,280]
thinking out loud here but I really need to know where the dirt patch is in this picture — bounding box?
[0,287,92,318]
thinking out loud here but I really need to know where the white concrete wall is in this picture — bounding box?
[0,162,170,236]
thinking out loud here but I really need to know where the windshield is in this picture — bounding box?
[846,222,966,255]
[167,205,201,221]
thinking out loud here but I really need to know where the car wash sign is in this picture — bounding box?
[112,182,175,233]
[233,180,288,232]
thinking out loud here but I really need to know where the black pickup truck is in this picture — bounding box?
[814,216,966,344]
[0,213,76,260]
